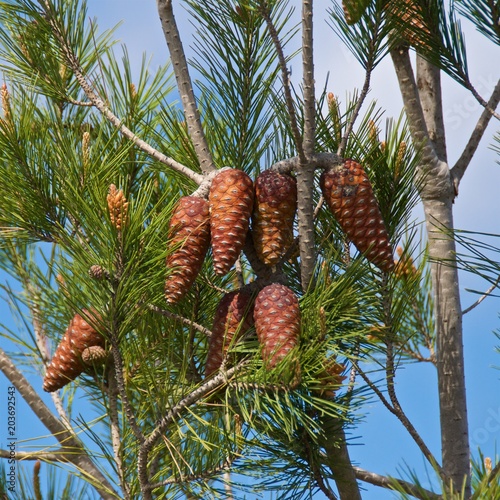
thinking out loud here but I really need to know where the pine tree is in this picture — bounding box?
[0,1,499,499]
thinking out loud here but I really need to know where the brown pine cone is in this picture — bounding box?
[43,310,105,392]
[165,196,211,304]
[320,159,394,272]
[384,0,430,47]
[254,283,300,370]
[209,168,254,276]
[342,0,370,25]
[81,345,108,367]
[205,290,254,377]
[252,170,297,266]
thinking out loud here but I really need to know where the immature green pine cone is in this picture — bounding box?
[43,310,104,392]
[205,289,254,377]
[320,159,394,273]
[209,168,254,276]
[252,170,297,266]
[254,283,301,370]
[165,196,211,304]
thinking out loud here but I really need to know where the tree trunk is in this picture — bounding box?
[391,47,470,495]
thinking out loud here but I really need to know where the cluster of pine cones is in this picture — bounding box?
[44,160,392,391]
[165,161,392,379]
[165,163,392,304]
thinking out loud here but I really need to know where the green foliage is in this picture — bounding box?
[455,0,500,46]
[0,0,497,499]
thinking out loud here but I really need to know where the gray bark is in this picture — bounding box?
[391,47,470,495]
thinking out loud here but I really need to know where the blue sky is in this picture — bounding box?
[1,1,500,498]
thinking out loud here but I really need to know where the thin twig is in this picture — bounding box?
[451,77,500,193]
[109,330,145,445]
[462,275,500,315]
[337,67,372,157]
[259,2,305,162]
[352,358,444,480]
[463,76,500,121]
[106,364,130,500]
[385,342,445,482]
[40,1,203,185]
[156,0,215,175]
[146,451,239,490]
[148,304,212,338]
[352,466,441,500]
[303,432,338,500]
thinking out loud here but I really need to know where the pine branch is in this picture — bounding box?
[258,1,304,160]
[148,304,213,337]
[39,0,203,185]
[292,0,317,291]
[320,417,361,500]
[269,152,343,173]
[451,77,500,192]
[137,363,246,499]
[352,358,444,480]
[156,0,215,175]
[337,67,372,157]
[0,449,64,462]
[462,274,500,315]
[302,0,315,156]
[0,346,119,500]
[106,364,130,500]
[352,466,441,500]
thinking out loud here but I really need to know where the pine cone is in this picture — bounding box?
[205,290,254,377]
[252,170,297,266]
[81,345,108,367]
[254,283,300,370]
[320,160,394,272]
[43,310,105,392]
[384,0,429,46]
[209,168,254,276]
[165,196,211,304]
[342,0,370,25]
[88,264,109,281]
